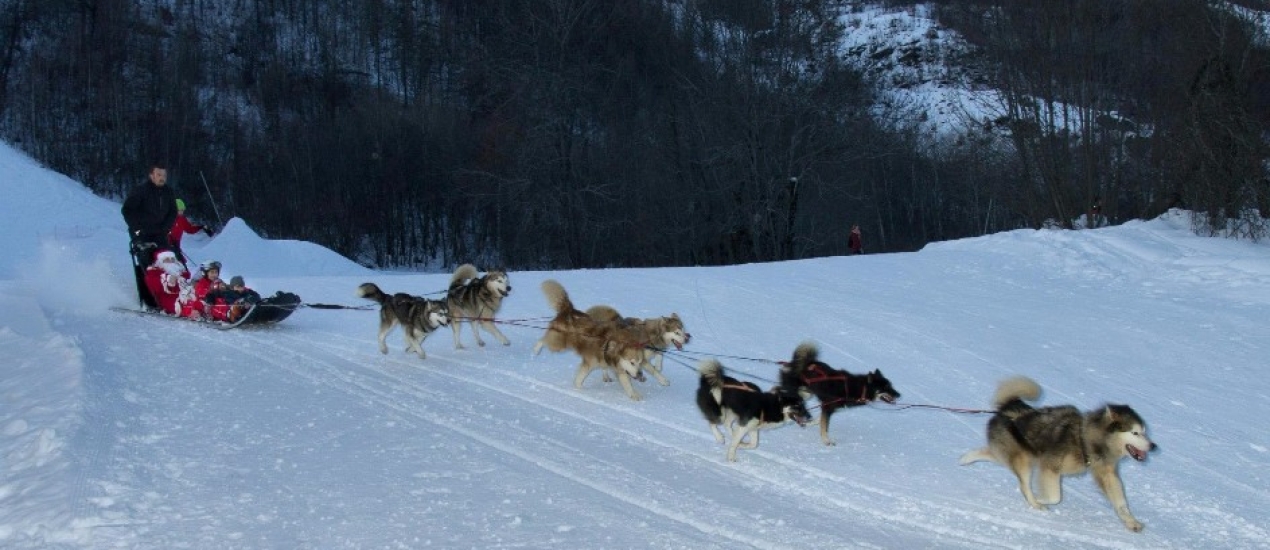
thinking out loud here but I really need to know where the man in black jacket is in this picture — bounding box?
[121,165,176,310]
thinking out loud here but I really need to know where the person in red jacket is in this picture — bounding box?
[168,198,214,265]
[848,224,864,255]
[143,250,203,319]
[194,261,231,321]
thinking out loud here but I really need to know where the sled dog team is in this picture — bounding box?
[358,268,1158,532]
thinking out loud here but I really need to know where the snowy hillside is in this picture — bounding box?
[837,3,1000,142]
[1,139,1268,549]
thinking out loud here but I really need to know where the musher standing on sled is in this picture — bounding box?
[121,164,176,310]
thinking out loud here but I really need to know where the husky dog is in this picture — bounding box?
[533,280,646,401]
[356,282,451,359]
[446,264,512,349]
[696,359,810,462]
[585,305,690,386]
[959,376,1158,532]
[779,342,900,446]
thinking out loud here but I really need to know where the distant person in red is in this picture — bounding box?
[848,224,864,255]
[144,250,203,319]
[168,198,214,266]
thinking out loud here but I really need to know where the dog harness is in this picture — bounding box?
[801,362,871,404]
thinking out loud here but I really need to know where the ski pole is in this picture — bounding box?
[199,170,225,226]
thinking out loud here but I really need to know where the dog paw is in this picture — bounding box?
[958,449,990,465]
[823,439,837,447]
[1124,519,1144,532]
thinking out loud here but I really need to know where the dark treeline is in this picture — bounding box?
[0,0,1266,269]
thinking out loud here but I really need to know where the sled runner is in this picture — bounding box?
[111,291,301,329]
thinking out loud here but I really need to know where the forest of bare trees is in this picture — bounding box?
[0,0,1266,268]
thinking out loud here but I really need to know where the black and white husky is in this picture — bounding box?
[357,282,451,359]
[779,341,901,446]
[696,359,810,462]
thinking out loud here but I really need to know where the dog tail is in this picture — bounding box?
[779,340,819,385]
[790,341,819,370]
[584,304,621,323]
[696,359,725,424]
[991,376,1041,410]
[450,264,478,288]
[540,279,575,314]
[356,282,389,305]
[698,359,725,395]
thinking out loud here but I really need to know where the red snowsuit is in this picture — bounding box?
[204,285,261,323]
[168,213,204,248]
[195,277,231,322]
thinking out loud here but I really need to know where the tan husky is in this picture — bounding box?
[584,305,689,386]
[533,280,646,401]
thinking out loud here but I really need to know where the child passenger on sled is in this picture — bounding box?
[204,275,261,323]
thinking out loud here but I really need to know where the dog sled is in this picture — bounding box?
[112,291,302,330]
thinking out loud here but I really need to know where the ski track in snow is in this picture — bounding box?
[112,314,1160,550]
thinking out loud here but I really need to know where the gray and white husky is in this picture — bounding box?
[446,264,512,349]
[959,376,1158,532]
[357,282,450,359]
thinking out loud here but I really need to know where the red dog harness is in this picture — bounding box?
[801,362,871,404]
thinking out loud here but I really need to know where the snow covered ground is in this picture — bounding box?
[1,139,1268,549]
